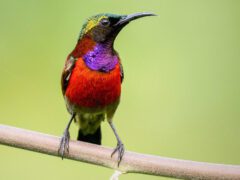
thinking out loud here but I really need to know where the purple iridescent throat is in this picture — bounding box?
[83,43,118,72]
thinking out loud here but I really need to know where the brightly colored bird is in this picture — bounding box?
[58,12,156,165]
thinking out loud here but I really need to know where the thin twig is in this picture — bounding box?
[0,124,240,179]
[110,170,123,180]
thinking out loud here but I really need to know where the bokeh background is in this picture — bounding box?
[0,0,240,179]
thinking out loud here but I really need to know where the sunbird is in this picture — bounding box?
[58,12,156,165]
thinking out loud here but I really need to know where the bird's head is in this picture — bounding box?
[78,12,156,44]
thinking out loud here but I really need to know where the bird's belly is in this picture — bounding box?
[65,58,121,108]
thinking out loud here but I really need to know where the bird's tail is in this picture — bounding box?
[77,126,101,145]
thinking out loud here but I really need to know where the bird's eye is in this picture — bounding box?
[100,18,110,26]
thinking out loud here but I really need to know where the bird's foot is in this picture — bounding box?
[111,142,125,166]
[58,130,70,159]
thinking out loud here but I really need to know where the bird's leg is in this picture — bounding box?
[109,121,125,166]
[58,113,75,159]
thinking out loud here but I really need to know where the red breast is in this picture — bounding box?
[65,58,121,108]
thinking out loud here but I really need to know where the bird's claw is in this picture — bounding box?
[111,142,125,166]
[58,130,70,159]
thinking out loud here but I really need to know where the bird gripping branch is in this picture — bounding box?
[58,12,156,165]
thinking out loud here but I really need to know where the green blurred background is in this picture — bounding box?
[0,0,240,179]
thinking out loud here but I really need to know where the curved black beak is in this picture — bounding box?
[114,12,157,27]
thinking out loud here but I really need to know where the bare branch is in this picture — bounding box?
[0,124,239,179]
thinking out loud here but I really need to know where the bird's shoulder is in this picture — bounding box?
[61,55,77,95]
[114,51,124,83]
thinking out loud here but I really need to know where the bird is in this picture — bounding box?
[58,12,156,165]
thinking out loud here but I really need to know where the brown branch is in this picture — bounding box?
[0,124,240,179]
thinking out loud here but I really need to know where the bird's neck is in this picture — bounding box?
[71,36,118,72]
